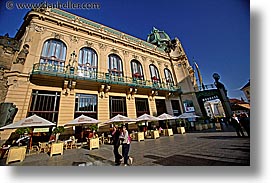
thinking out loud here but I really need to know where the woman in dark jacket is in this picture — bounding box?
[111,125,122,165]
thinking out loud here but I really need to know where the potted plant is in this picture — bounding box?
[15,127,31,137]
[89,124,98,138]
[52,126,65,142]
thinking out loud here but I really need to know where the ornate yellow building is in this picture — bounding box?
[0,8,200,140]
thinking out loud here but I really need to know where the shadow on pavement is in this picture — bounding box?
[198,136,249,140]
[144,154,249,166]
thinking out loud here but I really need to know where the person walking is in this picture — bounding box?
[120,125,133,166]
[111,125,122,166]
[230,114,245,137]
[239,113,250,137]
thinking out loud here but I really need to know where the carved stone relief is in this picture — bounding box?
[52,32,64,40]
[86,41,93,47]
[98,43,107,51]
[13,44,29,65]
[70,35,78,43]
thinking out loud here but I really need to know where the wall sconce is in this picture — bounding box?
[148,90,158,101]
[63,79,76,95]
[165,92,172,99]
[127,87,137,100]
[99,84,111,98]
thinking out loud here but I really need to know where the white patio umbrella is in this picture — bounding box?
[0,114,56,130]
[0,114,56,149]
[104,114,137,125]
[64,114,99,126]
[177,113,200,119]
[136,113,162,131]
[157,113,177,120]
[136,113,161,122]
[157,113,177,129]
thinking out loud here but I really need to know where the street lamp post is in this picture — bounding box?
[213,73,232,119]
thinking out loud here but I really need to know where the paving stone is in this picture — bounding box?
[0,132,250,166]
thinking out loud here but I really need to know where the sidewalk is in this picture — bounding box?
[0,131,250,166]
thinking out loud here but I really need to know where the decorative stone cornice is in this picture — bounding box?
[29,8,169,58]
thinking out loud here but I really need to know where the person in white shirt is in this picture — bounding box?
[120,125,133,166]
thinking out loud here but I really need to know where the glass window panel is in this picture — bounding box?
[41,41,49,57]
[28,90,60,123]
[55,43,61,58]
[88,50,92,64]
[61,46,66,61]
[78,50,83,65]
[40,39,67,64]
[93,54,97,67]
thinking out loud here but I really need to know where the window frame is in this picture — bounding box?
[109,96,127,118]
[149,64,161,83]
[131,60,144,80]
[108,54,123,77]
[78,47,98,73]
[74,93,98,119]
[164,68,174,86]
[40,39,67,67]
[27,90,61,123]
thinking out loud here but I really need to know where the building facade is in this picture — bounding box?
[241,80,250,103]
[204,99,225,118]
[0,8,200,140]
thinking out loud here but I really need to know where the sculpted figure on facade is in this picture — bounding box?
[13,44,29,65]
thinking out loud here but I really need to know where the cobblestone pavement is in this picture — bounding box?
[0,131,250,166]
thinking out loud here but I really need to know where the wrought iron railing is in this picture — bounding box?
[32,63,180,92]
[194,84,216,91]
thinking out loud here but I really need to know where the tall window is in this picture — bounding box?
[78,47,98,76]
[171,100,181,116]
[149,64,161,84]
[108,54,123,77]
[135,98,149,117]
[28,90,60,123]
[40,39,67,67]
[109,96,127,118]
[75,94,97,119]
[131,60,144,80]
[164,68,174,86]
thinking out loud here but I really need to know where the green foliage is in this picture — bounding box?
[52,126,65,134]
[15,127,31,135]
[89,124,98,131]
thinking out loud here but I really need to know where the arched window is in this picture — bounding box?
[164,68,174,86]
[131,60,144,80]
[40,39,67,67]
[78,47,98,73]
[149,64,161,84]
[108,54,123,77]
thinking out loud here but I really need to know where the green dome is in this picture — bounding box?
[147,27,171,50]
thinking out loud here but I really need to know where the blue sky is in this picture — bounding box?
[0,0,250,100]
